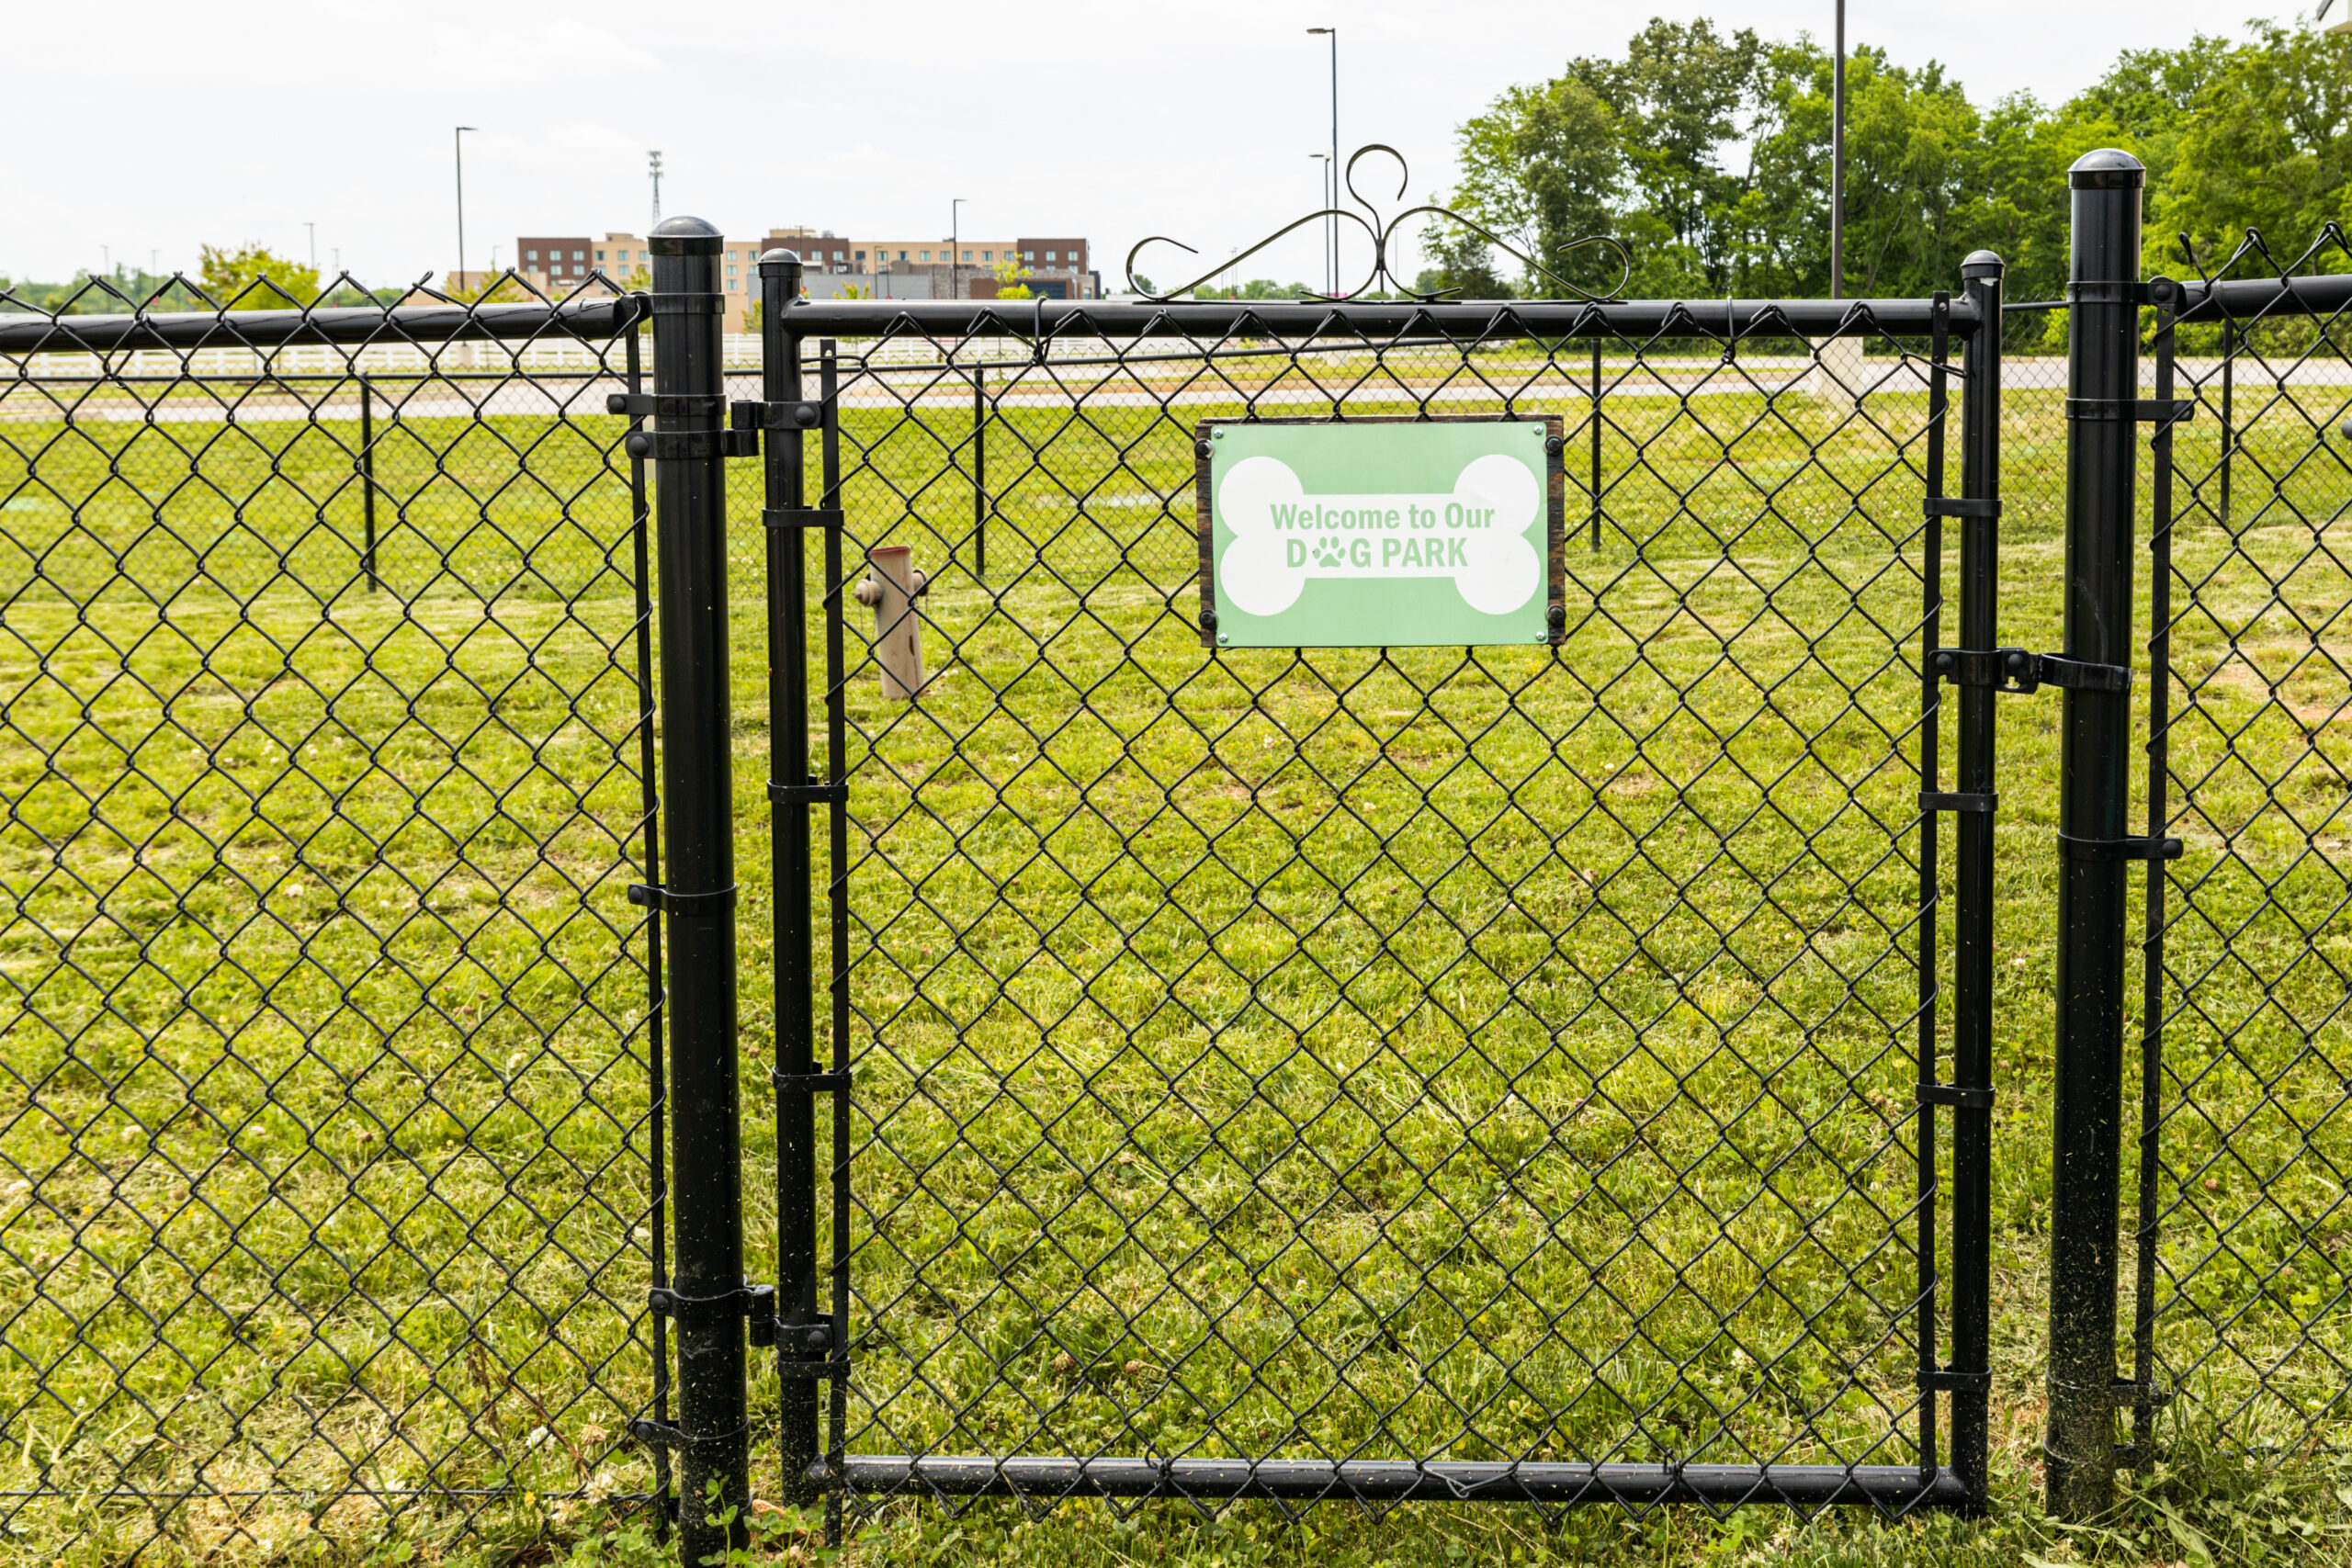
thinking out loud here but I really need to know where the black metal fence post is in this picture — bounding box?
[973,365,988,580]
[1589,341,1602,549]
[1951,250,2005,1499]
[2045,148,2145,1522]
[2219,317,2234,522]
[642,215,750,1557]
[357,372,379,592]
[762,246,825,1507]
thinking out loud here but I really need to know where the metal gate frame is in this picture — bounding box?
[614,233,2019,1552]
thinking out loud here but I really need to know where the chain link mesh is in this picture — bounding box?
[0,284,665,1559]
[799,310,1983,1513]
[7,250,2343,1553]
[2150,235,2352,1456]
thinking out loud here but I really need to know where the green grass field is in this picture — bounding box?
[0,333,2348,1567]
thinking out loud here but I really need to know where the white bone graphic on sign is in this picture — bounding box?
[1216,453,1542,618]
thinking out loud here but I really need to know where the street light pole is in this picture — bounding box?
[1310,153,1332,291]
[952,197,966,300]
[455,126,478,293]
[1831,0,1845,299]
[1308,27,1338,295]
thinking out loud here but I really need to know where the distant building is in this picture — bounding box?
[517,237,595,286]
[492,227,1102,331]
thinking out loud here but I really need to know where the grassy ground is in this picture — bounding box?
[0,330,2346,1566]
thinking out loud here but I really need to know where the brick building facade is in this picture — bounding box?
[483,227,1100,331]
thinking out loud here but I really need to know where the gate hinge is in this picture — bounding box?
[769,774,848,807]
[2065,397,2195,424]
[628,882,739,917]
[1917,1364,1994,1393]
[1917,1082,1996,1111]
[1930,648,2131,694]
[774,1319,836,1356]
[1919,790,1997,814]
[649,1280,780,1346]
[774,1317,851,1381]
[2058,833,2185,863]
[1923,497,2001,521]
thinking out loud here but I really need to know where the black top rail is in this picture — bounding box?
[0,296,648,354]
[770,296,1981,341]
[2173,271,2352,323]
[0,293,1988,358]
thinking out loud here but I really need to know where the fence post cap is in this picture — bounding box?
[2069,150,2145,190]
[1961,251,2006,280]
[759,249,803,275]
[650,216,723,255]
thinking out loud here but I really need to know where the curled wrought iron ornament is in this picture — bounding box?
[1124,143,1631,304]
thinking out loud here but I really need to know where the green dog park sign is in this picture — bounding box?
[1196,417,1564,648]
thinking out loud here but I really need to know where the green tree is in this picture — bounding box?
[197,243,319,309]
[2154,22,2352,274]
[990,256,1033,300]
[1454,76,1622,292]
[1413,221,1512,299]
[1834,49,1984,295]
[1605,17,1764,288]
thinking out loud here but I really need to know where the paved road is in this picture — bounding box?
[4,356,2328,427]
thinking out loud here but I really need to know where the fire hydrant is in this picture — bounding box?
[853,544,928,700]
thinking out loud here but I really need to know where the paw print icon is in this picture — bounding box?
[1311,537,1346,569]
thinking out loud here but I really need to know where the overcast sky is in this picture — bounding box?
[4,0,2301,298]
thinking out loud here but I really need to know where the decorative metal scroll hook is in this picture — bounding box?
[1121,142,1634,304]
[1344,143,1410,217]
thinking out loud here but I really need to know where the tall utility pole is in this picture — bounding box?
[1308,27,1338,295]
[1311,152,1333,285]
[455,127,478,290]
[951,198,966,300]
[650,151,664,230]
[1831,0,1846,299]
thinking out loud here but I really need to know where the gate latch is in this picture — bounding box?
[1931,648,2131,694]
[606,394,823,460]
[726,399,830,452]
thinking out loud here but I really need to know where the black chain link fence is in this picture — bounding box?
[0,283,668,1561]
[791,302,1993,1514]
[2144,231,2352,1458]
[5,240,2350,1559]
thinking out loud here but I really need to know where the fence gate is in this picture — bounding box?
[642,226,2023,1547]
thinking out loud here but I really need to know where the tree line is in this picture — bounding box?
[1424,15,2352,306]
